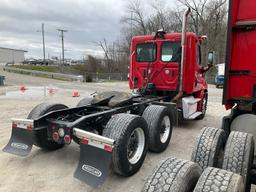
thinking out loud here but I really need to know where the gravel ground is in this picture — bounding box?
[0,68,253,192]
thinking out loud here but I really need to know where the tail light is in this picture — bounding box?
[81,138,89,145]
[64,135,71,144]
[53,132,59,141]
[104,145,113,152]
[27,124,33,131]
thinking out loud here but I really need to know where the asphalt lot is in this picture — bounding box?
[0,67,250,192]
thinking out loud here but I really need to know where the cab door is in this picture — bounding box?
[152,41,181,91]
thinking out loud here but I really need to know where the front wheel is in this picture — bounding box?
[196,92,208,120]
[103,113,149,176]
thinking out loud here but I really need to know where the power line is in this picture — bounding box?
[57,28,68,66]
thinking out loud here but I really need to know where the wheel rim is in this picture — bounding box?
[160,116,171,143]
[127,128,145,165]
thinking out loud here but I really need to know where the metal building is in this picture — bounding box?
[0,47,27,65]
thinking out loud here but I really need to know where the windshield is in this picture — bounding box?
[161,42,181,62]
[136,43,156,62]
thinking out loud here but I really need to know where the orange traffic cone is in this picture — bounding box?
[48,87,54,96]
[72,90,80,97]
[20,85,27,92]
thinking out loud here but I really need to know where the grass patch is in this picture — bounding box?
[10,65,59,73]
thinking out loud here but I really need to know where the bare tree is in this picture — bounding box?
[177,0,227,61]
[92,0,227,84]
[121,0,147,35]
[95,39,114,73]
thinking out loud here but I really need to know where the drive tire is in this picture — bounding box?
[142,105,173,153]
[27,103,68,150]
[222,131,254,192]
[103,113,149,176]
[196,92,208,120]
[142,157,202,192]
[191,127,225,170]
[194,167,244,192]
[77,97,93,107]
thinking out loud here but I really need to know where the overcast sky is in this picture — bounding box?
[0,0,175,59]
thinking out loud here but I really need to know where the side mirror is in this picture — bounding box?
[208,52,215,65]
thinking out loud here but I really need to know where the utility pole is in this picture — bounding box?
[42,23,46,65]
[57,29,68,66]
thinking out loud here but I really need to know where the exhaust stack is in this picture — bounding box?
[179,8,191,92]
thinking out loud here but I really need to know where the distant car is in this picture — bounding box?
[215,74,224,88]
[215,63,225,88]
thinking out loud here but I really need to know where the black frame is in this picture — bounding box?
[33,96,173,141]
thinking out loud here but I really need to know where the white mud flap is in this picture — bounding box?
[73,128,114,187]
[3,119,34,156]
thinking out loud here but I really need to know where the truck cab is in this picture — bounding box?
[129,30,211,120]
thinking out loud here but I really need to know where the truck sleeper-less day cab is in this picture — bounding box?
[3,8,212,187]
[129,30,211,120]
[143,1,256,192]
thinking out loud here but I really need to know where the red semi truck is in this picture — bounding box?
[143,0,256,191]
[129,9,212,120]
[2,8,212,188]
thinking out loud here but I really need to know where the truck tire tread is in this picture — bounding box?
[142,105,173,153]
[194,167,244,192]
[103,113,149,176]
[142,157,202,192]
[222,131,254,191]
[191,127,225,170]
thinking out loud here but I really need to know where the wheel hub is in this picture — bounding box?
[160,116,171,143]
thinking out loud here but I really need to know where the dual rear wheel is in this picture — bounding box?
[28,101,173,177]
[103,105,173,176]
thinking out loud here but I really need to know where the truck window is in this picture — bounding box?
[161,42,181,62]
[136,43,156,62]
